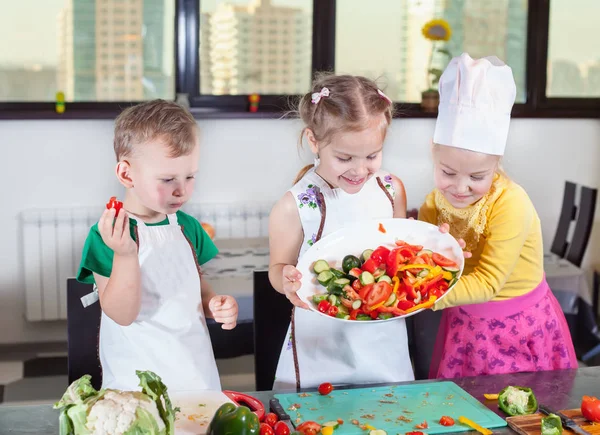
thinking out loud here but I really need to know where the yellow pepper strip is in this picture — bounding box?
[392,276,400,294]
[369,301,385,311]
[442,271,453,281]
[399,264,432,272]
[483,393,499,400]
[405,295,438,313]
[458,416,492,435]
[363,424,376,431]
[321,426,334,435]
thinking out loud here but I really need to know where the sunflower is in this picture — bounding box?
[422,19,452,41]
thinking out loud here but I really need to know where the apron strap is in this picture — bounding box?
[167,213,179,226]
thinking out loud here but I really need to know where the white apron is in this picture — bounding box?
[273,168,414,390]
[98,213,221,391]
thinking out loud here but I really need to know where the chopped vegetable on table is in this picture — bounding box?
[310,242,459,321]
[581,395,600,422]
[541,413,563,435]
[207,403,260,435]
[498,386,538,416]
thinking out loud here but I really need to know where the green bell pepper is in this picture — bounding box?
[541,413,563,435]
[207,403,260,435]
[498,386,538,416]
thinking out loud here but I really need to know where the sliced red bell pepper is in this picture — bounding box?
[361,258,379,274]
[401,277,418,300]
[405,296,438,313]
[386,248,406,277]
[421,274,444,294]
[430,280,449,298]
[377,305,407,316]
[397,299,416,311]
[349,309,362,320]
[371,246,390,264]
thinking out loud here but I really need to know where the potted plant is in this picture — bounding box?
[421,18,452,113]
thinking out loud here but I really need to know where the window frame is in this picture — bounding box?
[0,0,597,119]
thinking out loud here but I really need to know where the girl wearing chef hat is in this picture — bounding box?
[419,53,577,379]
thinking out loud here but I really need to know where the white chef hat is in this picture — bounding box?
[433,53,517,156]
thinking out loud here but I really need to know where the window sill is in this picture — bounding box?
[0,103,598,120]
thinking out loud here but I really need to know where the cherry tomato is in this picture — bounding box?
[317,300,331,314]
[264,412,278,428]
[406,432,425,435]
[365,281,393,308]
[296,421,321,434]
[439,416,455,426]
[582,395,600,422]
[327,305,339,317]
[260,423,275,435]
[106,196,123,215]
[318,382,333,395]
[432,252,456,267]
[273,421,291,435]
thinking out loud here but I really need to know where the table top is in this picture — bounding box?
[1,366,599,435]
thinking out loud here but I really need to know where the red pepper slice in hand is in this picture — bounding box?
[106,196,123,215]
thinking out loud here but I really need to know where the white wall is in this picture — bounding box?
[1,117,599,344]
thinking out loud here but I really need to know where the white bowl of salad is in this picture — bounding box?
[295,218,465,322]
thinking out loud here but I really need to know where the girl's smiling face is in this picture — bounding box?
[433,144,499,208]
[307,114,387,194]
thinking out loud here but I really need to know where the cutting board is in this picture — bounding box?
[507,409,600,435]
[275,382,507,434]
[172,390,264,435]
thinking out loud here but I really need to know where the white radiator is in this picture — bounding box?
[20,202,271,321]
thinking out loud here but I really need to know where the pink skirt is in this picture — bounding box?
[429,277,577,379]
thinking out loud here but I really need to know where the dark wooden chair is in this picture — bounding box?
[66,279,102,389]
[550,181,577,258]
[581,271,600,363]
[253,270,293,391]
[565,185,597,267]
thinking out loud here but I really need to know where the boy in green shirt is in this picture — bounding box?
[77,99,237,391]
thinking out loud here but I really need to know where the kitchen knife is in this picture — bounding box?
[538,404,592,435]
[269,397,296,432]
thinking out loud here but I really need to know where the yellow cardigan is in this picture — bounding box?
[419,177,544,310]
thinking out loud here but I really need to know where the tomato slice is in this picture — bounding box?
[327,305,339,317]
[432,252,457,267]
[415,421,428,429]
[296,421,322,433]
[358,283,373,301]
[582,395,600,422]
[365,281,393,308]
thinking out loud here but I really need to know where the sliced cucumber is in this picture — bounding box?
[337,305,349,315]
[443,265,460,273]
[369,430,387,435]
[449,277,458,287]
[336,313,351,320]
[417,269,430,278]
[356,314,372,321]
[352,299,362,310]
[312,294,328,303]
[348,267,362,279]
[373,268,385,279]
[342,255,361,274]
[328,294,338,306]
[322,421,340,429]
[384,292,397,307]
[359,271,375,285]
[361,249,374,262]
[328,278,350,295]
[330,268,346,279]
[316,270,334,286]
[378,313,393,320]
[414,291,422,304]
[313,259,330,274]
[417,249,433,256]
[377,275,392,284]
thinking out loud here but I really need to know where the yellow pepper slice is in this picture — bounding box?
[321,426,334,435]
[483,393,499,400]
[392,276,400,294]
[399,264,433,272]
[458,416,492,435]
[405,295,438,313]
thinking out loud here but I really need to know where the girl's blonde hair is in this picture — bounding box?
[292,73,394,185]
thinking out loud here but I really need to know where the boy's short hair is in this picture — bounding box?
[114,99,198,161]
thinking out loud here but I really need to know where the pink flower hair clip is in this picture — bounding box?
[378,89,393,105]
[311,87,330,104]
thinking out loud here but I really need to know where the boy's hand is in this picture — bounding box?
[438,223,472,259]
[282,265,309,309]
[98,208,137,257]
[209,295,238,330]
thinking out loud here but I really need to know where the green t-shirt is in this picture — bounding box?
[76,210,218,284]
